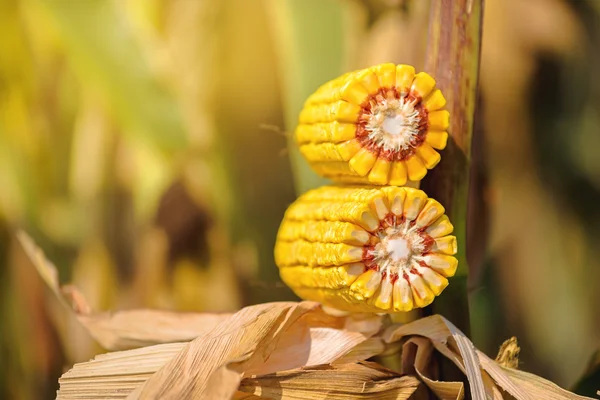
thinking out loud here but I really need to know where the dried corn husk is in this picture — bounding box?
[21,233,594,400]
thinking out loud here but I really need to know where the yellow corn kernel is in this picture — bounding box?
[356,68,381,94]
[395,64,416,95]
[428,110,450,130]
[337,139,362,161]
[384,186,406,216]
[350,269,382,300]
[280,263,365,289]
[414,263,449,296]
[372,278,393,309]
[299,142,343,162]
[374,63,396,88]
[405,155,427,181]
[275,186,458,313]
[426,130,448,150]
[311,161,355,178]
[411,72,436,99]
[305,71,355,105]
[337,263,367,286]
[296,122,357,145]
[277,220,370,246]
[409,274,435,308]
[330,101,362,123]
[303,187,388,224]
[340,80,370,105]
[421,254,458,277]
[416,198,445,227]
[275,240,363,267]
[330,122,359,142]
[300,185,379,203]
[295,63,449,184]
[291,287,369,314]
[389,161,408,186]
[432,236,458,255]
[298,105,318,124]
[393,278,413,312]
[423,89,446,111]
[368,158,391,185]
[285,202,379,232]
[403,187,428,221]
[416,143,441,169]
[295,124,319,145]
[349,147,378,176]
[426,215,454,238]
[311,87,339,105]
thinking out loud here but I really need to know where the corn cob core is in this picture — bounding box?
[296,63,450,185]
[275,186,458,313]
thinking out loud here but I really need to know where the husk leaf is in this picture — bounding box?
[21,232,594,400]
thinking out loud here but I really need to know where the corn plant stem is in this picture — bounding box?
[421,0,484,336]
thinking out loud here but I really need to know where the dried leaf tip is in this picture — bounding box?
[275,186,458,313]
[296,63,449,185]
[496,336,521,369]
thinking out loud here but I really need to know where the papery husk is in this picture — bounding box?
[55,303,382,399]
[401,337,465,400]
[383,315,485,399]
[128,302,380,399]
[23,232,594,400]
[57,342,186,399]
[77,309,233,350]
[383,315,593,400]
[55,307,594,400]
[238,362,423,399]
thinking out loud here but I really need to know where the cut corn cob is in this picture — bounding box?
[296,63,449,185]
[275,186,458,313]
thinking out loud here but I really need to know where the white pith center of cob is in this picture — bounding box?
[372,223,427,279]
[365,98,421,153]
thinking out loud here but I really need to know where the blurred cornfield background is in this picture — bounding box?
[1,0,600,398]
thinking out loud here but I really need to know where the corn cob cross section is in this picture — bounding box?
[275,186,458,313]
[296,63,449,185]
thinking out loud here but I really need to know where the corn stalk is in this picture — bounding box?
[421,0,484,336]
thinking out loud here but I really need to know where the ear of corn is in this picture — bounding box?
[275,186,457,313]
[296,63,449,185]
